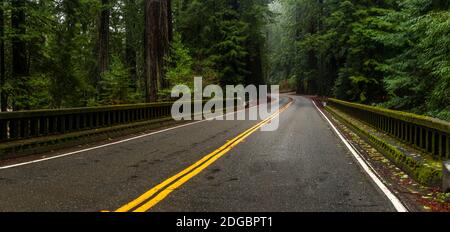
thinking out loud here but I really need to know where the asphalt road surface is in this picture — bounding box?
[0,95,396,212]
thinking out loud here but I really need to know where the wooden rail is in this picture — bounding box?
[327,98,450,159]
[0,99,238,143]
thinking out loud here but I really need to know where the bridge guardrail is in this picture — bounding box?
[327,98,450,159]
[0,99,239,143]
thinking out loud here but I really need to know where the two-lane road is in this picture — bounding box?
[0,95,397,212]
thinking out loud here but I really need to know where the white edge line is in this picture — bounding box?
[0,99,282,170]
[312,100,408,212]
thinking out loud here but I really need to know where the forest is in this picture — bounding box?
[0,0,270,110]
[268,0,450,121]
[0,0,449,121]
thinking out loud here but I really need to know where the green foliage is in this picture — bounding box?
[376,0,450,120]
[3,0,447,123]
[174,0,270,86]
[210,12,249,85]
[269,0,450,121]
[279,75,297,91]
[166,33,194,88]
[99,56,136,105]
[0,0,270,111]
[326,105,443,186]
[158,32,195,98]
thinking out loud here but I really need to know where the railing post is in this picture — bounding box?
[390,118,394,136]
[30,118,38,137]
[20,119,27,138]
[60,116,66,133]
[110,112,114,125]
[432,131,436,156]
[107,112,111,125]
[387,118,391,134]
[376,114,379,129]
[402,122,406,141]
[414,126,418,145]
[51,116,58,134]
[0,120,7,140]
[10,120,18,139]
[96,112,100,127]
[406,124,409,142]
[394,120,397,137]
[81,114,86,129]
[89,113,94,128]
[392,119,395,136]
[75,114,80,130]
[407,124,411,143]
[39,117,48,136]
[67,115,73,132]
[446,135,450,159]
[419,127,424,149]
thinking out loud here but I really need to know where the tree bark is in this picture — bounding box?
[167,0,173,43]
[0,0,6,111]
[12,0,29,110]
[144,0,172,102]
[163,0,173,88]
[125,0,137,91]
[97,0,110,88]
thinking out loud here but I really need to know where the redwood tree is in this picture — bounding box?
[97,0,110,89]
[144,0,172,102]
[0,0,6,111]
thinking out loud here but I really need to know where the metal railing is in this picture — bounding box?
[0,99,238,143]
[327,98,450,159]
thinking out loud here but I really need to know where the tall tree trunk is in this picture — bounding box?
[144,0,172,102]
[97,0,110,89]
[167,0,173,43]
[163,0,172,88]
[125,0,137,91]
[12,0,29,110]
[0,0,6,111]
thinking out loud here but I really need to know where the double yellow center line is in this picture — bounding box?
[114,99,293,212]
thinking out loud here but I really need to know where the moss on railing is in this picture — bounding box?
[327,98,450,159]
[325,106,442,187]
[327,98,450,133]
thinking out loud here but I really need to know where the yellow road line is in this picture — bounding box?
[115,113,276,212]
[115,99,293,212]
